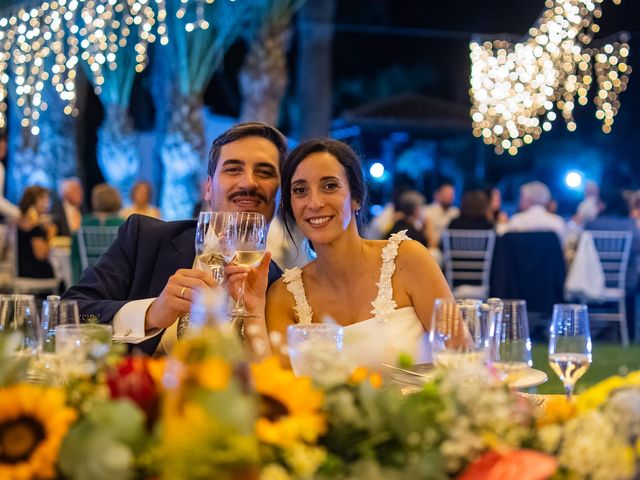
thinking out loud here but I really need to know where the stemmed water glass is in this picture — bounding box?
[492,299,533,381]
[230,212,267,319]
[548,304,592,400]
[195,211,236,284]
[0,294,41,356]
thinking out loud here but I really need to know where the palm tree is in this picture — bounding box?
[156,0,258,220]
[239,0,306,125]
[294,0,336,140]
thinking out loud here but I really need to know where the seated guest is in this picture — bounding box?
[485,186,508,226]
[506,181,566,243]
[447,190,494,230]
[423,181,459,249]
[51,177,85,237]
[120,181,161,219]
[17,186,57,279]
[71,184,125,284]
[232,139,453,366]
[388,190,428,247]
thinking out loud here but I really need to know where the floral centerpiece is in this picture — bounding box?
[0,329,640,480]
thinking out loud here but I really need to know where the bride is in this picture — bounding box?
[229,138,453,365]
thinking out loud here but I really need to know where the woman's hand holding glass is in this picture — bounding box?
[228,212,267,319]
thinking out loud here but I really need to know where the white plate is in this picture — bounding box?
[507,368,548,389]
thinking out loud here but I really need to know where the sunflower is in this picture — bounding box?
[0,384,77,480]
[250,357,326,448]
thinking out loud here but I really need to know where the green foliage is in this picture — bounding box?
[0,333,29,387]
[59,399,148,480]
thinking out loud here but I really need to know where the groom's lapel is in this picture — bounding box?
[148,227,196,297]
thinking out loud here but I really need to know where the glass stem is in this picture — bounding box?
[564,382,573,401]
[235,278,246,313]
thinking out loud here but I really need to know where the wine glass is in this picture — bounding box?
[287,323,344,379]
[430,298,489,368]
[548,303,592,400]
[229,212,267,319]
[195,211,236,284]
[0,294,41,356]
[41,297,80,353]
[492,299,533,382]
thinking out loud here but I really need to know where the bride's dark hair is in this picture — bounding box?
[280,138,367,243]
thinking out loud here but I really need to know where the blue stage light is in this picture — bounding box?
[369,162,385,179]
[564,170,583,189]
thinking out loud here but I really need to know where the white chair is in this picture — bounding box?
[583,230,632,347]
[11,226,60,295]
[77,225,120,270]
[441,229,496,300]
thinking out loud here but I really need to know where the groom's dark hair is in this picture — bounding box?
[207,122,288,177]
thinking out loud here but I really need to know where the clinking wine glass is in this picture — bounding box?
[230,212,267,319]
[195,211,236,284]
[548,303,592,400]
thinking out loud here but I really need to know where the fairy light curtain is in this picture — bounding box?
[469,0,631,156]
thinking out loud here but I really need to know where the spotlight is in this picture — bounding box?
[369,162,385,179]
[565,170,583,189]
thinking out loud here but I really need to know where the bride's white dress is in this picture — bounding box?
[282,230,431,367]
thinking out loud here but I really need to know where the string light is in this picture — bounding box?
[0,0,182,134]
[470,0,631,155]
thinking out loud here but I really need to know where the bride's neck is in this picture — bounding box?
[312,224,367,284]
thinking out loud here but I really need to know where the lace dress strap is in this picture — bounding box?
[282,267,314,324]
[370,230,410,323]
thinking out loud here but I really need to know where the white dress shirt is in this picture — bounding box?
[506,205,567,244]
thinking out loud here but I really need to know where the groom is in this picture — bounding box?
[63,122,287,355]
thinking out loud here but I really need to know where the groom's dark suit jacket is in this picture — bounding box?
[63,214,283,355]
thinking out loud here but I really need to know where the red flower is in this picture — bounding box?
[459,449,557,480]
[106,356,159,426]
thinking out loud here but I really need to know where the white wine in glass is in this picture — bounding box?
[548,304,592,399]
[195,212,235,284]
[230,212,267,318]
[233,250,266,268]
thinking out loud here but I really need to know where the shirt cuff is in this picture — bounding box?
[112,298,162,343]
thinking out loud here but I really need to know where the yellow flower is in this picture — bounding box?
[349,367,383,389]
[576,375,627,412]
[195,358,232,391]
[0,384,77,480]
[251,357,326,448]
[261,463,293,480]
[284,442,327,477]
[537,395,576,426]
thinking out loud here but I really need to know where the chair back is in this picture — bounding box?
[442,229,496,297]
[77,225,120,270]
[588,230,632,290]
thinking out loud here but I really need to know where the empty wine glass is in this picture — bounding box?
[548,303,592,400]
[230,212,267,319]
[41,297,80,353]
[430,298,491,368]
[287,323,344,379]
[492,299,533,382]
[195,211,236,284]
[0,294,41,356]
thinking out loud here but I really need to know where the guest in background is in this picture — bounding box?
[85,183,125,226]
[71,183,125,284]
[51,177,84,237]
[423,181,459,249]
[484,186,508,226]
[0,134,19,222]
[506,181,566,243]
[17,186,57,279]
[121,181,161,219]
[448,190,494,230]
[388,190,428,246]
[574,180,604,226]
